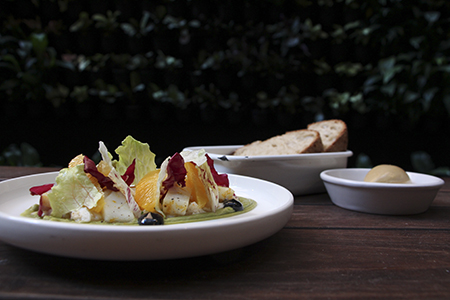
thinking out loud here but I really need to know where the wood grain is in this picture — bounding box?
[1,167,449,299]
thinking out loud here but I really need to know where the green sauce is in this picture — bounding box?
[21,198,257,226]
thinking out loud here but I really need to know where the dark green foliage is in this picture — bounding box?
[2,0,448,121]
[0,143,42,167]
[1,0,449,168]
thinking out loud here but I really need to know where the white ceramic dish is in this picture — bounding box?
[183,145,353,195]
[0,172,293,261]
[320,168,445,215]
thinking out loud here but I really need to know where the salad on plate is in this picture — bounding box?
[24,136,256,225]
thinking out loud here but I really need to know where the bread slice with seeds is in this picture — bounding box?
[233,129,324,156]
[307,119,348,152]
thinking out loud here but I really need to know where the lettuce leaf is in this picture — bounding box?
[180,148,208,166]
[115,135,157,185]
[47,164,103,218]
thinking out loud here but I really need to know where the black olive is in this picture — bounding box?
[222,199,243,212]
[138,212,164,225]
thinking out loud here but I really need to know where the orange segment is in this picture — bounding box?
[68,154,84,168]
[135,169,160,212]
[185,162,208,209]
[89,197,105,214]
[97,160,111,177]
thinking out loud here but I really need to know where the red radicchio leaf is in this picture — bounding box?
[162,152,187,190]
[29,184,53,217]
[122,158,136,186]
[30,183,54,196]
[206,154,229,187]
[83,156,119,191]
[38,196,51,217]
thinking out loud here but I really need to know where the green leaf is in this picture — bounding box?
[337,62,363,76]
[382,68,397,83]
[409,36,425,49]
[30,33,48,57]
[379,56,395,71]
[92,14,107,22]
[0,54,21,72]
[380,82,396,97]
[404,91,419,103]
[355,153,372,168]
[140,11,151,28]
[411,151,435,173]
[69,12,92,32]
[378,56,402,83]
[438,65,450,73]
[364,75,381,86]
[1,144,21,166]
[20,143,41,167]
[429,167,450,177]
[424,11,440,24]
[114,135,157,185]
[120,23,136,36]
[48,165,103,218]
[422,87,439,111]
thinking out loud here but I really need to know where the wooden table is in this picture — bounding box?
[1,166,449,299]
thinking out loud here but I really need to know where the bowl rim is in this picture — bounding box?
[320,168,445,189]
[183,145,353,162]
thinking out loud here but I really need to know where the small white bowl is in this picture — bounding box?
[183,145,353,195]
[320,168,445,215]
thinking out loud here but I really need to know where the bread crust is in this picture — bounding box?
[233,119,348,156]
[233,129,323,156]
[307,119,348,152]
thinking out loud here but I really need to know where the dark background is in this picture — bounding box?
[1,0,450,172]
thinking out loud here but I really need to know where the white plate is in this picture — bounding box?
[320,168,444,215]
[0,172,293,261]
[184,145,352,195]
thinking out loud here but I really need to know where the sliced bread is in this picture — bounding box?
[307,119,348,152]
[233,129,324,156]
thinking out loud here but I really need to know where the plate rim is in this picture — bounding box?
[320,168,445,189]
[0,172,293,231]
[183,145,353,161]
[0,171,294,260]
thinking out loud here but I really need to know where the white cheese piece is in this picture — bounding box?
[102,190,135,223]
[218,186,236,201]
[186,202,206,215]
[162,185,191,216]
[71,207,94,223]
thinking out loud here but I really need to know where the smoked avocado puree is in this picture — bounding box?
[21,197,257,225]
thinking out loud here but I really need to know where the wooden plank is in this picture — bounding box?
[296,191,450,207]
[288,205,450,230]
[433,188,450,206]
[295,177,450,207]
[1,167,449,299]
[0,166,59,181]
[1,229,449,299]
